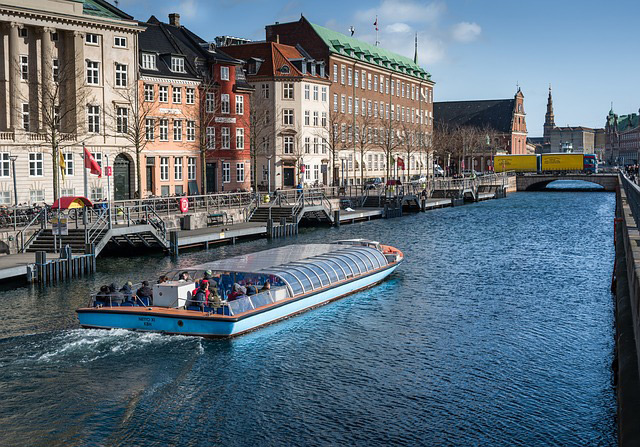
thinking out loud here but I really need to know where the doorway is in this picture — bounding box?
[114,153,133,200]
[206,162,216,193]
[283,167,294,187]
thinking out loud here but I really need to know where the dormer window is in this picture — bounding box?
[171,57,185,73]
[141,53,156,70]
[301,62,307,74]
[280,65,290,74]
[310,63,316,76]
[319,64,325,77]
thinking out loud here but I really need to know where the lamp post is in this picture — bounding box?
[266,155,273,194]
[105,154,112,229]
[9,155,17,206]
[220,159,225,192]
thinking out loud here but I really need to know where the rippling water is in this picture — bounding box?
[0,191,616,446]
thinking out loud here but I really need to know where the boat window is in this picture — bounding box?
[321,255,353,277]
[285,267,313,291]
[290,265,321,289]
[250,291,274,309]
[227,296,254,315]
[270,271,303,295]
[312,259,339,282]
[367,248,387,268]
[344,249,374,271]
[318,258,346,281]
[349,248,381,269]
[339,253,363,274]
[300,262,330,286]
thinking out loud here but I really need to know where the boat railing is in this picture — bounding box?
[227,287,289,316]
[88,293,151,308]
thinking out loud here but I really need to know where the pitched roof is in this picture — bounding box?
[308,20,431,82]
[82,0,133,20]
[434,99,515,133]
[608,111,639,133]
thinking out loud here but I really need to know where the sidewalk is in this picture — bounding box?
[0,252,61,281]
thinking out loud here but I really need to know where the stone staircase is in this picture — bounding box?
[249,206,297,223]
[27,229,101,254]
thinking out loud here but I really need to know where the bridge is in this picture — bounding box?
[516,173,618,192]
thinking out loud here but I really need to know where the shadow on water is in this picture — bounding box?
[545,179,606,192]
[0,191,618,446]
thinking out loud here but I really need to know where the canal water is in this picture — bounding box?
[0,190,616,446]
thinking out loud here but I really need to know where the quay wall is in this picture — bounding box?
[615,177,640,446]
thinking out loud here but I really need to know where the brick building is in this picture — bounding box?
[605,108,640,165]
[265,16,435,185]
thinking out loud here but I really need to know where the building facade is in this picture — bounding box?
[0,0,143,204]
[222,41,331,190]
[265,17,435,185]
[542,87,597,155]
[605,108,640,165]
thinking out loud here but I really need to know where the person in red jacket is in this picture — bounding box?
[190,280,210,309]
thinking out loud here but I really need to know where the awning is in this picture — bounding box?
[52,196,93,210]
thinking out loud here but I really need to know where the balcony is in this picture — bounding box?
[0,131,15,141]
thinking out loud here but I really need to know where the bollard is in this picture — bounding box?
[170,231,179,257]
[334,210,340,227]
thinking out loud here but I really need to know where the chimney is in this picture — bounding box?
[168,13,180,27]
[276,34,280,44]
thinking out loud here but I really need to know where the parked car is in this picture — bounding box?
[434,164,445,177]
[365,177,384,190]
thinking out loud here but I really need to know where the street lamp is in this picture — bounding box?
[266,155,273,194]
[220,159,225,192]
[9,155,17,206]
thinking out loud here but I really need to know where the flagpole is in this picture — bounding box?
[83,143,88,228]
[375,15,379,46]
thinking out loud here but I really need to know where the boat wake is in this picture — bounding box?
[31,328,201,365]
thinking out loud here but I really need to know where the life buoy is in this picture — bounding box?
[179,197,189,213]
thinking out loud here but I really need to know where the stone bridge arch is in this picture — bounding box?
[516,174,618,192]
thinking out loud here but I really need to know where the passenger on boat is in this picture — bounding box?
[190,281,210,309]
[178,271,191,281]
[260,281,271,292]
[95,285,110,306]
[246,282,257,296]
[208,281,222,308]
[119,281,133,301]
[136,280,153,305]
[227,283,243,301]
[108,283,123,305]
[157,275,169,284]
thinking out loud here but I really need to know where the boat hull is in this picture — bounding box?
[77,263,398,337]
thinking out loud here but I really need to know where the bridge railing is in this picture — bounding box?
[620,173,640,230]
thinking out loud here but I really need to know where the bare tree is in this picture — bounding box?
[246,90,274,192]
[354,112,376,186]
[104,81,155,198]
[19,54,89,201]
[399,120,422,181]
[376,117,403,182]
[314,107,344,186]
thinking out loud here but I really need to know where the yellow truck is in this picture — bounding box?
[494,154,538,173]
[539,153,584,172]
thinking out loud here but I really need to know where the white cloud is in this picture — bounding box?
[451,22,481,43]
[355,0,446,25]
[386,22,412,34]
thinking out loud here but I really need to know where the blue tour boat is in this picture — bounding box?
[76,239,403,337]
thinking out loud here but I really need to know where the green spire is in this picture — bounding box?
[413,33,418,64]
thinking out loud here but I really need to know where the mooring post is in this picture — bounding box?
[170,231,179,257]
[334,209,340,227]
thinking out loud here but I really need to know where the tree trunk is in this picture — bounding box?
[136,147,142,198]
[52,138,59,202]
[200,146,207,194]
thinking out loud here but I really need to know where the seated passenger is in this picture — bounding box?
[203,270,213,281]
[260,281,271,292]
[190,281,210,309]
[157,275,169,284]
[178,271,191,282]
[136,280,153,305]
[207,280,223,308]
[246,282,257,296]
[227,283,244,301]
[119,281,133,301]
[108,283,123,305]
[95,285,110,306]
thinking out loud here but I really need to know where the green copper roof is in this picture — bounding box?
[608,112,639,132]
[310,22,432,82]
[83,0,131,20]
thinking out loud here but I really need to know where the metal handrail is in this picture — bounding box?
[18,207,47,253]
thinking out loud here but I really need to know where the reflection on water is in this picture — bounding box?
[0,191,616,446]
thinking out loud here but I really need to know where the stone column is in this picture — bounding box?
[40,27,54,132]
[73,30,85,132]
[8,22,20,131]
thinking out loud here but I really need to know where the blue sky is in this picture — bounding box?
[118,0,640,136]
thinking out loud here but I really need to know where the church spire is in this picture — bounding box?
[413,33,418,64]
[543,84,555,145]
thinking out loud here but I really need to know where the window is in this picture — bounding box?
[341,95,346,113]
[313,111,319,126]
[63,152,74,176]
[171,57,185,73]
[236,128,244,149]
[341,123,346,142]
[0,153,9,177]
[92,152,102,167]
[172,86,182,103]
[19,27,28,38]
[236,163,245,182]
[141,53,156,70]
[304,110,310,126]
[333,63,338,82]
[305,164,310,180]
[367,74,372,90]
[374,75,378,92]
[160,157,169,181]
[159,119,168,141]
[321,112,327,127]
[313,85,319,101]
[368,100,372,116]
[31,190,45,203]
[0,191,12,204]
[314,164,319,180]
[333,94,338,112]
[322,87,327,102]
[186,121,195,141]
[361,71,366,89]
[186,88,195,104]
[85,33,98,45]
[174,157,183,180]
[206,92,215,113]
[222,162,231,183]
[348,68,353,86]
[283,109,294,125]
[160,186,170,197]
[262,83,270,98]
[220,66,229,81]
[114,36,127,48]
[304,84,310,100]
[355,70,359,88]
[235,95,244,114]
[391,80,395,96]
[221,127,230,149]
[355,98,359,116]
[188,157,197,180]
[206,127,215,148]
[158,85,168,102]
[144,84,154,101]
[348,97,353,114]
[87,105,99,133]
[304,137,310,153]
[145,118,154,140]
[21,103,29,131]
[284,136,294,154]
[283,83,294,99]
[221,94,230,114]
[29,153,43,176]
[341,65,345,84]
[173,120,182,141]
[115,63,127,87]
[386,79,389,94]
[116,107,128,133]
[52,59,59,82]
[86,60,99,85]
